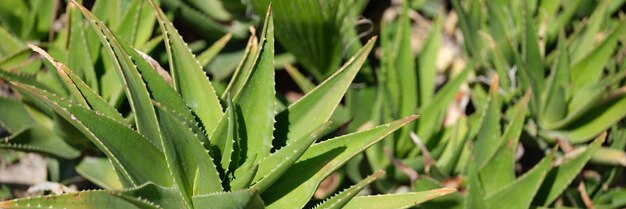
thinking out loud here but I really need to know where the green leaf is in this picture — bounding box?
[198,33,232,67]
[0,96,36,132]
[570,0,610,63]
[1,126,81,159]
[154,103,223,198]
[209,100,239,176]
[233,9,275,160]
[480,91,530,193]
[223,31,258,99]
[0,190,161,209]
[342,188,457,209]
[76,157,123,190]
[417,63,473,148]
[252,0,346,79]
[73,1,163,150]
[484,153,554,209]
[191,190,265,209]
[251,122,330,193]
[67,4,98,93]
[464,160,487,209]
[471,77,501,167]
[393,1,418,156]
[263,115,416,209]
[418,16,442,106]
[28,44,127,125]
[534,133,605,205]
[570,20,626,90]
[149,0,223,136]
[315,170,385,209]
[284,64,315,93]
[0,25,24,57]
[275,37,376,147]
[12,83,171,188]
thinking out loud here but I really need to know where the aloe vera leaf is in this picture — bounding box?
[315,170,385,209]
[233,8,275,160]
[67,4,98,92]
[590,147,626,166]
[417,64,472,148]
[72,1,163,150]
[148,0,223,136]
[209,100,238,175]
[183,0,231,21]
[231,164,259,190]
[558,88,626,143]
[484,153,554,209]
[570,0,610,64]
[0,25,24,57]
[120,183,188,209]
[0,96,36,132]
[464,160,487,209]
[154,103,223,197]
[29,44,127,125]
[198,33,232,67]
[418,16,442,106]
[76,157,123,190]
[0,190,161,209]
[471,77,501,167]
[284,64,315,93]
[540,35,569,126]
[480,91,530,193]
[535,133,605,205]
[571,20,626,90]
[12,83,171,188]
[1,125,80,159]
[222,31,258,99]
[263,115,416,209]
[451,0,477,56]
[115,0,141,45]
[191,189,264,209]
[251,0,344,79]
[342,188,456,209]
[274,37,376,147]
[251,122,331,193]
[393,1,419,156]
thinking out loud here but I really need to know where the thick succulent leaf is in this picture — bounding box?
[535,133,605,205]
[342,188,456,209]
[471,77,501,167]
[570,20,626,90]
[464,160,487,209]
[223,31,258,99]
[12,83,171,188]
[284,64,315,93]
[148,0,223,136]
[72,1,163,150]
[480,91,530,193]
[275,37,376,147]
[0,96,36,132]
[251,122,330,193]
[393,2,418,156]
[76,157,123,190]
[209,100,239,175]
[315,170,385,209]
[418,16,442,106]
[67,4,98,92]
[263,115,416,209]
[569,0,610,64]
[115,0,142,45]
[0,190,161,209]
[120,183,188,209]
[522,5,544,101]
[191,190,265,209]
[557,88,626,143]
[484,153,554,209]
[0,26,24,57]
[1,126,80,159]
[233,9,275,160]
[416,63,473,146]
[29,44,127,125]
[154,104,223,198]
[231,163,259,190]
[252,0,346,79]
[198,33,232,67]
[182,0,231,21]
[540,36,569,126]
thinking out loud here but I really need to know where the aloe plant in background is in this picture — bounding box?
[0,1,455,208]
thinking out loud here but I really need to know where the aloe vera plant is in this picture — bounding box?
[0,1,455,208]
